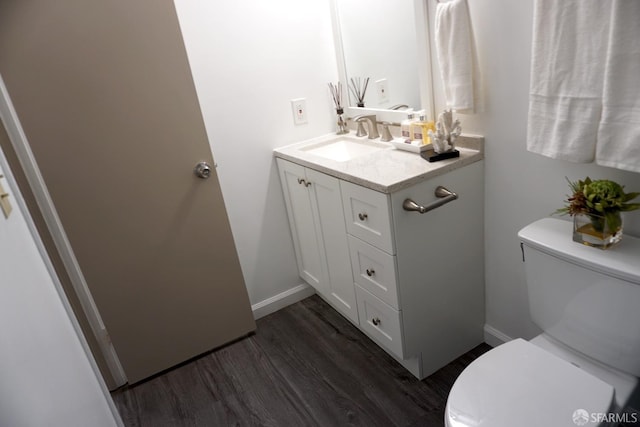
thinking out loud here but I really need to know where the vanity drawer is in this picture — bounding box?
[348,235,399,309]
[340,181,395,254]
[355,285,404,359]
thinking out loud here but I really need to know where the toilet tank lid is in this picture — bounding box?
[445,339,614,427]
[518,218,640,285]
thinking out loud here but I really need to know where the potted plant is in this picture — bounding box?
[556,177,640,249]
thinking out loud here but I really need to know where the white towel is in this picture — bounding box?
[526,0,612,162]
[434,0,482,114]
[596,0,640,173]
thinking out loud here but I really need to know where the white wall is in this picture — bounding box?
[175,0,640,342]
[173,0,339,306]
[448,0,640,341]
[0,146,120,426]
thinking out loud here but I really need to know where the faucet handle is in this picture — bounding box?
[380,122,393,142]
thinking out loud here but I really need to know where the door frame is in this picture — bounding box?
[0,75,127,387]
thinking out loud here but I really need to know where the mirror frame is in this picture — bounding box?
[329,0,436,122]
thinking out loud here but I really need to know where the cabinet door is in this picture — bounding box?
[277,159,327,293]
[307,169,358,324]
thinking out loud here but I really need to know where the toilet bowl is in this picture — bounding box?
[444,219,640,427]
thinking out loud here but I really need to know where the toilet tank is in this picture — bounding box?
[519,218,640,377]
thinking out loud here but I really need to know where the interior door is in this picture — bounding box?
[0,0,256,384]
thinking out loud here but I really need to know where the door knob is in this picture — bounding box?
[194,162,212,179]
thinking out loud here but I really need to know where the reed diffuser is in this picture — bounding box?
[328,82,348,135]
[349,77,369,107]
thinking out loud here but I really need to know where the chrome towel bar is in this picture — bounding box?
[403,186,458,214]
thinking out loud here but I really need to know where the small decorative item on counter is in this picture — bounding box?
[401,113,418,140]
[412,116,423,142]
[555,177,640,249]
[348,77,369,107]
[423,109,461,162]
[328,82,349,135]
[411,115,436,146]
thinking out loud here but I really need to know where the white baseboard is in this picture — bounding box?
[484,324,513,347]
[251,283,315,320]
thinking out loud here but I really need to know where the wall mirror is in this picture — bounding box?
[331,0,434,120]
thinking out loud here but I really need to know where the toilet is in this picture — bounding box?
[445,218,640,427]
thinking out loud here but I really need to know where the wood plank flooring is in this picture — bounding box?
[112,295,491,426]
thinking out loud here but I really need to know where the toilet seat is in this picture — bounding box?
[445,339,614,427]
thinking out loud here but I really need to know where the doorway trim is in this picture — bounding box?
[0,74,127,387]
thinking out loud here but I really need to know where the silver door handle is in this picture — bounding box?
[194,162,212,179]
[403,186,458,214]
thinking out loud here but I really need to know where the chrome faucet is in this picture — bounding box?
[389,104,409,111]
[353,115,380,140]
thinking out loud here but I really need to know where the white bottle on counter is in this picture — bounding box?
[400,113,417,141]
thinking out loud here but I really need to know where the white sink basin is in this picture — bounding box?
[300,137,389,162]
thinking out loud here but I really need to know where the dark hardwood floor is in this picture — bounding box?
[112,295,491,426]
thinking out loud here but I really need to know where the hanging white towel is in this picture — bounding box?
[434,0,482,114]
[596,0,640,173]
[526,0,612,162]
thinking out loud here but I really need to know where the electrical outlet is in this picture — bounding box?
[376,78,389,104]
[291,98,308,125]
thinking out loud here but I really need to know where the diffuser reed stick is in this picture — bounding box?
[328,81,349,135]
[328,82,344,110]
[349,77,369,107]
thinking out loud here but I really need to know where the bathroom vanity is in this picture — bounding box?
[274,134,485,379]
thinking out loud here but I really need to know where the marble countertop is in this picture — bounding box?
[273,133,484,194]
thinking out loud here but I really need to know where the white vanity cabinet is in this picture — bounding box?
[276,143,484,380]
[277,158,358,324]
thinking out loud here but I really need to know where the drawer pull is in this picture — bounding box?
[366,268,375,277]
[372,317,381,326]
[297,178,311,187]
[403,186,458,214]
[358,212,368,221]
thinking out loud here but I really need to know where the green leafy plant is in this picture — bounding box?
[556,177,640,232]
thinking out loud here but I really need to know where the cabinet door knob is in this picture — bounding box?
[358,213,368,221]
[366,268,375,277]
[372,317,381,326]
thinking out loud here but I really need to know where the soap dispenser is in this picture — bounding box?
[411,115,436,145]
[401,113,417,140]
